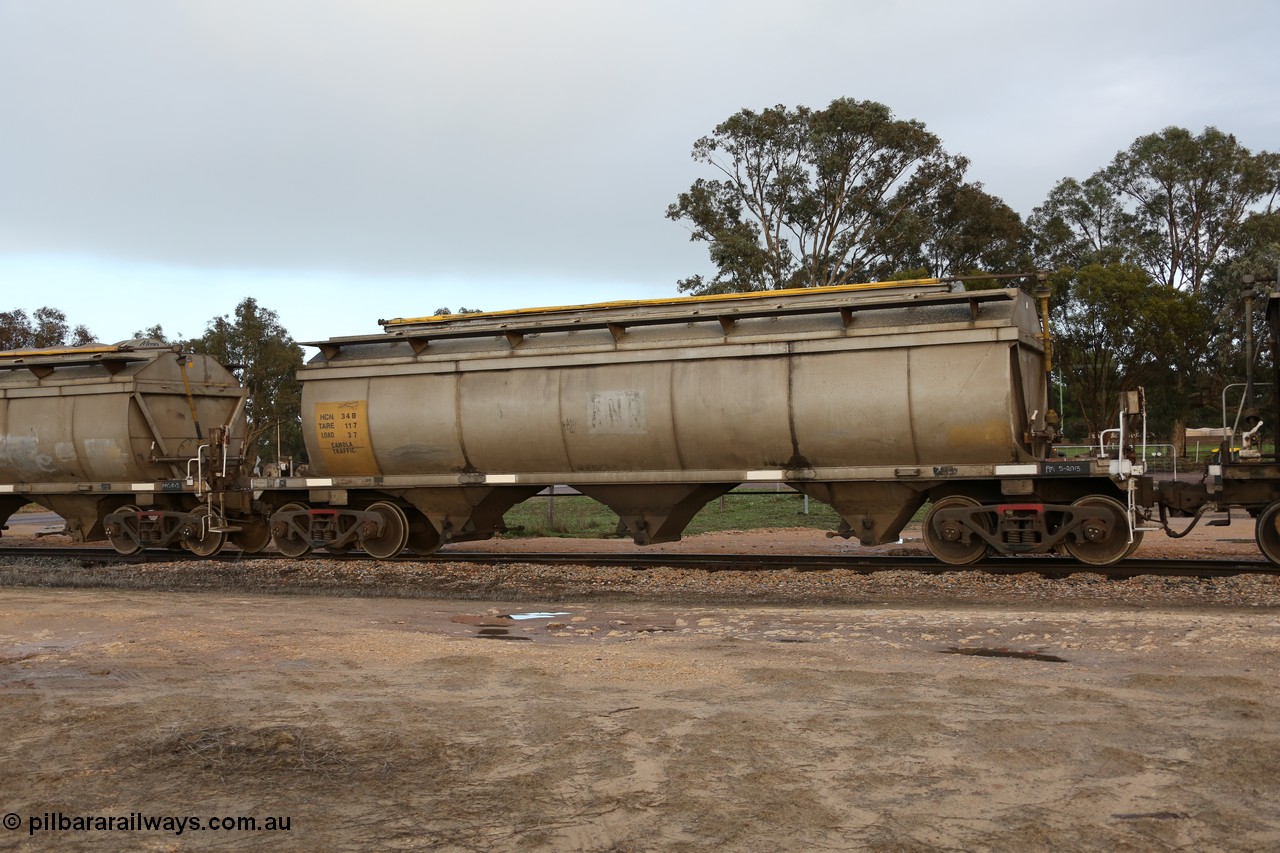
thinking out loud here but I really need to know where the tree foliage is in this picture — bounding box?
[1028,176,1144,272]
[666,98,1023,293]
[131,323,172,342]
[191,298,304,465]
[1031,127,1279,295]
[1193,210,1280,403]
[910,180,1028,279]
[1031,127,1279,443]
[0,307,94,351]
[1107,128,1279,294]
[1052,264,1209,440]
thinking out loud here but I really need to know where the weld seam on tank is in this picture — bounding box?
[785,345,802,465]
[454,371,473,473]
[555,368,574,473]
[668,361,689,471]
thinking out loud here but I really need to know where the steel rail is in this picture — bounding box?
[0,545,1274,578]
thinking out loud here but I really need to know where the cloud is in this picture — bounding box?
[0,0,1276,334]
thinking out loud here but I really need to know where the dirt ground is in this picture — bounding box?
[1,515,1279,851]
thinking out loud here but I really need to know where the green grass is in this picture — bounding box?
[501,492,847,539]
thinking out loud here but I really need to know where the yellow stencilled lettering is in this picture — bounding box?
[312,400,378,475]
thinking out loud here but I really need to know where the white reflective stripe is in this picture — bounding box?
[995,464,1038,476]
[745,470,784,481]
[0,485,13,493]
[305,478,334,487]
[131,483,157,492]
[486,474,519,484]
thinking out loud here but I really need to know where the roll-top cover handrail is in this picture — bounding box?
[305,277,1032,357]
[0,340,179,375]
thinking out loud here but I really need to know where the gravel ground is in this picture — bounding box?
[2,516,1278,850]
[5,558,1278,609]
[1,520,1278,609]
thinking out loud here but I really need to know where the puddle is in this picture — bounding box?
[939,647,1067,663]
[453,611,571,641]
[476,628,530,642]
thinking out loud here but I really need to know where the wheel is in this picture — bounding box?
[231,519,272,554]
[271,502,312,558]
[360,501,409,559]
[923,496,991,566]
[1254,502,1280,565]
[106,505,143,555]
[1063,496,1132,566]
[182,508,226,557]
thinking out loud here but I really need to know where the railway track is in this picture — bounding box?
[1,544,1274,579]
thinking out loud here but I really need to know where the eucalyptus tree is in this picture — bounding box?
[1030,128,1279,445]
[193,298,305,465]
[1051,264,1208,440]
[911,180,1028,278]
[666,98,1024,293]
[0,307,93,350]
[1105,127,1279,295]
[1031,127,1279,294]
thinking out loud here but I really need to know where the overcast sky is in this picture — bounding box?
[1,0,1277,347]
